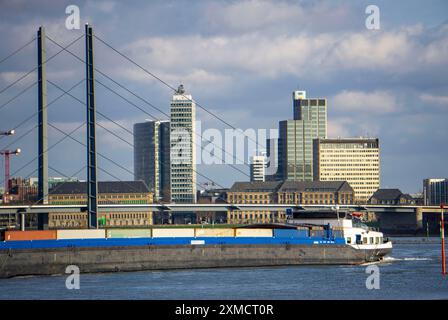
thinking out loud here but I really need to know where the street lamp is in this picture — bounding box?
[332,205,340,222]
[0,129,15,136]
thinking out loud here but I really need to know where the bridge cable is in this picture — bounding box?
[45,35,252,175]
[0,79,85,151]
[93,34,267,156]
[0,37,36,66]
[0,34,83,97]
[46,80,228,189]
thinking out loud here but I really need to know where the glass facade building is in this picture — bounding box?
[423,178,448,206]
[277,91,327,181]
[170,85,197,203]
[133,120,170,201]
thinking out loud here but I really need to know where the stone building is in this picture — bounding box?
[227,181,283,224]
[226,180,354,224]
[277,180,354,205]
[368,189,416,205]
[48,181,153,229]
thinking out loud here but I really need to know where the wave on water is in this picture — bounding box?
[383,256,431,262]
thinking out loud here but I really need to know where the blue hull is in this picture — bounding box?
[0,236,346,250]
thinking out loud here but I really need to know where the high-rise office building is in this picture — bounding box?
[250,155,266,182]
[133,120,170,201]
[170,85,197,203]
[423,178,448,206]
[277,90,327,181]
[313,138,380,203]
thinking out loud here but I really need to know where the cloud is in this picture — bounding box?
[117,21,448,89]
[327,118,353,137]
[332,90,400,114]
[85,1,117,13]
[323,31,415,72]
[419,93,448,106]
[1,0,448,192]
[0,71,36,88]
[202,0,358,35]
[204,0,304,33]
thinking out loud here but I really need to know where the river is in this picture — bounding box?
[0,237,447,300]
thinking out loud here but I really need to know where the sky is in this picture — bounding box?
[0,0,447,193]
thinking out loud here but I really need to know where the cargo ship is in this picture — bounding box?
[0,215,392,278]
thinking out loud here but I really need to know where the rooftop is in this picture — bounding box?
[49,181,150,195]
[278,180,353,193]
[229,181,283,192]
[229,180,353,193]
[370,188,409,201]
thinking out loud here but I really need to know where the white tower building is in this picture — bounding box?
[250,155,267,182]
[170,85,197,203]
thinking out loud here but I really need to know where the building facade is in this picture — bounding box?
[277,90,327,182]
[250,155,266,182]
[226,181,284,224]
[226,180,354,224]
[368,188,416,205]
[313,138,380,203]
[133,120,170,202]
[277,180,354,205]
[48,181,154,229]
[170,85,197,203]
[423,178,448,206]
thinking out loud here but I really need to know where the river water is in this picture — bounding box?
[0,237,447,300]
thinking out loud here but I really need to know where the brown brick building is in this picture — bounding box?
[48,181,154,229]
[226,180,355,224]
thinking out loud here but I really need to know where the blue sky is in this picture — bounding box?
[0,0,447,193]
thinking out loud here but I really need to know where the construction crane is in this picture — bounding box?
[0,149,21,204]
[1,129,20,204]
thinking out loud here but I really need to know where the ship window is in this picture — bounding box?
[370,237,374,244]
[362,237,368,244]
[347,237,351,244]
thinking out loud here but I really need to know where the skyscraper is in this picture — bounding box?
[423,178,448,206]
[277,90,327,181]
[170,85,197,203]
[133,120,170,201]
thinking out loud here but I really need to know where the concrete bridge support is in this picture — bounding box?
[376,210,423,235]
[415,207,423,230]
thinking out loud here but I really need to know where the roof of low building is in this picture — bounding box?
[370,188,404,201]
[49,181,150,195]
[229,181,283,192]
[278,180,353,193]
[228,180,353,193]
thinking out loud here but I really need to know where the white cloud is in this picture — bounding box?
[0,71,36,88]
[323,31,415,72]
[118,22,447,87]
[203,0,357,34]
[327,118,353,137]
[332,90,400,114]
[419,93,448,106]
